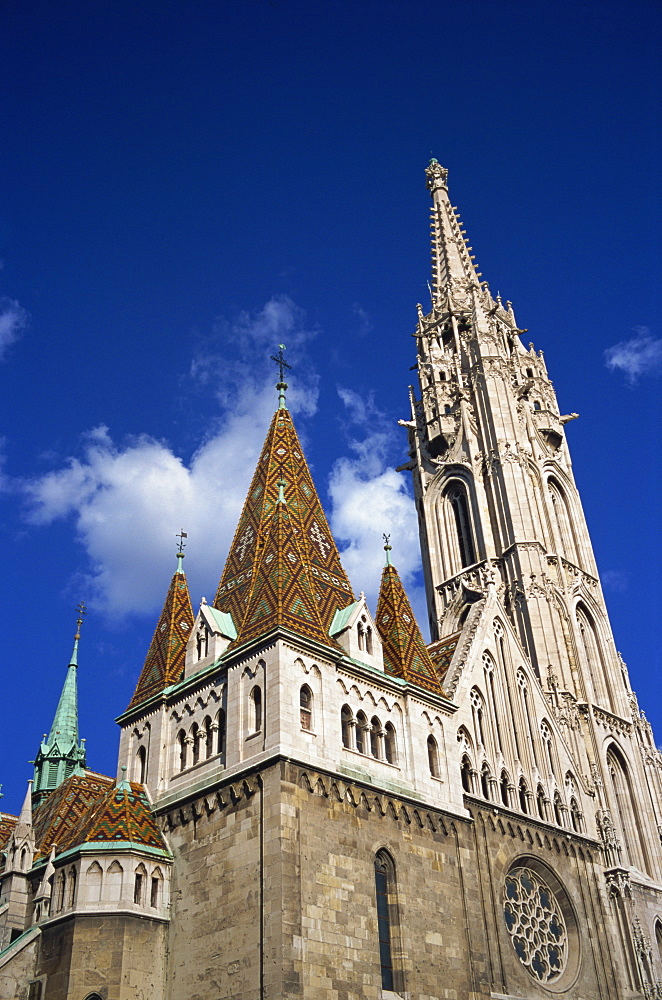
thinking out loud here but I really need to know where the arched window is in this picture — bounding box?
[55,871,65,911]
[384,723,396,765]
[355,712,368,754]
[655,921,662,973]
[536,784,546,820]
[251,686,262,732]
[366,626,373,655]
[66,868,77,909]
[517,670,539,767]
[216,708,226,757]
[606,744,649,873]
[203,717,213,759]
[150,867,163,908]
[374,851,399,992]
[300,686,313,730]
[576,604,613,711]
[427,735,440,778]
[518,777,529,814]
[481,763,491,800]
[134,864,147,905]
[86,861,103,903]
[341,705,353,749]
[548,478,578,564]
[136,745,147,784]
[482,652,503,753]
[370,717,382,759]
[500,770,510,807]
[178,729,187,771]
[191,722,200,766]
[461,755,473,793]
[540,720,556,778]
[445,482,476,568]
[196,626,208,660]
[357,620,365,651]
[107,860,123,901]
[533,400,541,411]
[470,687,488,749]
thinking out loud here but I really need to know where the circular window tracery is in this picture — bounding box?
[503,866,567,984]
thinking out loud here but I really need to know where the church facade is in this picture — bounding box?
[1,162,661,1000]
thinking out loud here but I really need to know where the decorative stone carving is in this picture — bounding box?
[425,158,448,192]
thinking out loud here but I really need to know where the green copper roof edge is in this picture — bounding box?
[203,605,237,639]
[338,656,457,710]
[329,600,361,636]
[49,841,172,864]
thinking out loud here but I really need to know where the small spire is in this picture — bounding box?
[117,764,131,792]
[17,780,33,831]
[270,344,291,410]
[383,533,393,566]
[176,529,188,573]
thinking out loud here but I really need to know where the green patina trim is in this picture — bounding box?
[54,840,172,863]
[203,605,237,640]
[329,600,361,637]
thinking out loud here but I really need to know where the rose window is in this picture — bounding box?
[503,867,567,983]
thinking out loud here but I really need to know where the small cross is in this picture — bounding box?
[270,344,292,384]
[177,530,188,554]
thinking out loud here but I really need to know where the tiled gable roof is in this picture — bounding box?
[215,407,353,645]
[63,780,168,854]
[375,563,446,696]
[428,631,462,686]
[127,563,195,710]
[33,771,114,861]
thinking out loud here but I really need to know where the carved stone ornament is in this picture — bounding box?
[604,866,631,898]
[425,159,448,192]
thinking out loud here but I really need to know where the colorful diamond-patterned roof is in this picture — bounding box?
[60,780,168,854]
[0,813,18,859]
[127,559,194,710]
[215,406,354,644]
[236,494,330,647]
[428,631,462,686]
[32,771,114,861]
[375,563,446,696]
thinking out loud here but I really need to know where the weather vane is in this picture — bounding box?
[177,530,188,554]
[383,533,391,549]
[270,344,292,384]
[74,601,87,639]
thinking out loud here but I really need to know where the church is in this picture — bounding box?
[1,161,661,1000]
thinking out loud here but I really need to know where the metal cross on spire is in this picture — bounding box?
[270,344,291,409]
[74,601,87,639]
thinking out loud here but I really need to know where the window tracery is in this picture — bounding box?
[503,866,568,984]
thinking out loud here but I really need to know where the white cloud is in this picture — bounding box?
[0,297,28,360]
[604,327,662,385]
[601,569,629,593]
[328,387,428,632]
[352,302,373,336]
[22,298,319,618]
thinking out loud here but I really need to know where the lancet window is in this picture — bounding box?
[576,604,613,712]
[374,850,400,992]
[540,720,556,778]
[519,777,529,814]
[355,711,368,754]
[547,478,578,565]
[66,868,77,909]
[136,744,147,783]
[86,861,103,903]
[341,705,353,749]
[606,744,648,874]
[445,482,477,569]
[251,686,262,733]
[482,652,503,753]
[536,785,546,820]
[203,716,213,759]
[300,686,313,730]
[216,708,226,757]
[427,735,440,778]
[500,770,511,807]
[470,687,488,750]
[517,670,539,767]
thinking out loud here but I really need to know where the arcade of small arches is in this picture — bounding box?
[175,709,226,773]
[341,705,398,765]
[33,858,165,925]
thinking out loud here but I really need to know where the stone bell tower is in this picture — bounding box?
[404,159,623,714]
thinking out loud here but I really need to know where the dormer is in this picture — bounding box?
[330,597,384,671]
[184,602,237,677]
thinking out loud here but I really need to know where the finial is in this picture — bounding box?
[383,533,393,566]
[277,477,287,504]
[176,530,187,572]
[270,344,292,410]
[425,159,448,193]
[117,763,131,792]
[74,601,87,641]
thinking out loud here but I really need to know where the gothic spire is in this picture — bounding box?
[215,398,353,648]
[33,610,88,804]
[375,543,445,696]
[126,544,195,711]
[425,158,484,312]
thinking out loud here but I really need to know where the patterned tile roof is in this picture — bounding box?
[428,631,462,686]
[33,771,114,861]
[127,560,195,710]
[375,563,446,696]
[0,813,18,859]
[215,407,354,645]
[61,780,168,854]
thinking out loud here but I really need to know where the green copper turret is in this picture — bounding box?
[32,609,88,805]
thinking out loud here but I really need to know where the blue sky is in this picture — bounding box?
[0,0,659,815]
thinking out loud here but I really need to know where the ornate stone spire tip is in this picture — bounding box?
[426,159,448,193]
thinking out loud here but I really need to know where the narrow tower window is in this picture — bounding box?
[217,708,226,757]
[374,851,398,992]
[341,705,353,749]
[427,735,440,778]
[384,723,397,765]
[447,484,476,567]
[251,686,262,732]
[300,686,313,730]
[136,744,147,783]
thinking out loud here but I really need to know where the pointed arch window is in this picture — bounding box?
[548,478,578,565]
[107,860,123,901]
[370,717,382,759]
[134,864,147,905]
[481,763,491,800]
[482,652,503,753]
[251,686,262,733]
[177,729,187,771]
[374,851,400,992]
[299,686,313,731]
[150,867,163,908]
[384,723,397,765]
[518,777,529,814]
[136,744,147,783]
[540,720,556,778]
[576,604,613,712]
[191,722,200,766]
[55,870,65,911]
[570,798,582,833]
[355,711,368,754]
[203,716,213,759]
[86,861,103,903]
[461,755,473,793]
[500,770,510,807]
[553,792,564,827]
[536,784,546,820]
[445,483,477,568]
[606,744,649,874]
[66,868,77,909]
[216,708,226,757]
[427,735,440,778]
[341,705,353,749]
